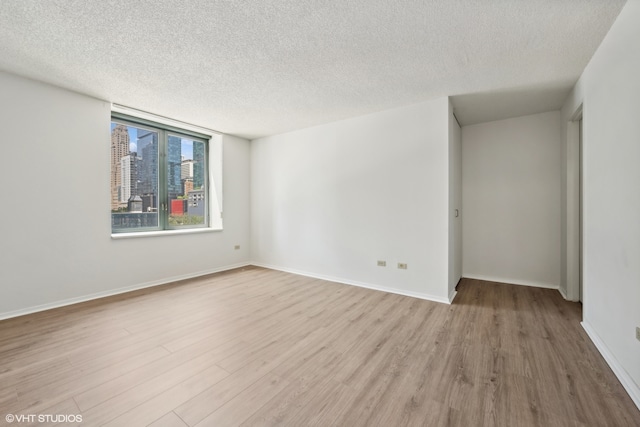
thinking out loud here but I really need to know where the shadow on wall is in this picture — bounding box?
[451,81,573,126]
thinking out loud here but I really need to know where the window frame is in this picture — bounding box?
[110,112,213,235]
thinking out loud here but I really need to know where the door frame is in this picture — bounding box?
[566,105,583,302]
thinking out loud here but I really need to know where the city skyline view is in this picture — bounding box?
[110,121,207,230]
[109,123,195,160]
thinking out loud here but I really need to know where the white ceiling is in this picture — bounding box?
[0,0,626,139]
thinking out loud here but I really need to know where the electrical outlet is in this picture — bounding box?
[234,245,240,250]
[398,263,408,270]
[377,260,386,267]
[636,327,640,342]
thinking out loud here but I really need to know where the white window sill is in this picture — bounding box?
[111,227,222,240]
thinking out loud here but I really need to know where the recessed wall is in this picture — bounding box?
[462,111,562,289]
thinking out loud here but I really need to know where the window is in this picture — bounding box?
[110,111,221,234]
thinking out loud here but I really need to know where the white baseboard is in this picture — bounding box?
[557,286,568,300]
[251,262,452,305]
[0,262,251,321]
[463,274,559,290]
[581,321,640,411]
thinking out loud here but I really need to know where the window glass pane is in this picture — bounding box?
[168,135,207,227]
[111,123,159,231]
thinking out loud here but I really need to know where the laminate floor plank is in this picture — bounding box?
[0,267,638,426]
[6,346,170,416]
[0,327,131,375]
[148,411,189,427]
[238,374,341,427]
[285,379,360,427]
[101,364,229,427]
[338,304,450,426]
[17,345,168,400]
[173,323,334,426]
[72,337,243,412]
[0,356,73,391]
[79,354,229,426]
[14,398,81,427]
[193,373,290,427]
[0,386,16,408]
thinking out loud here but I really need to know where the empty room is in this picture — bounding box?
[1,1,639,426]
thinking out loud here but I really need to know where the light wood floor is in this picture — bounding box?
[1,267,638,426]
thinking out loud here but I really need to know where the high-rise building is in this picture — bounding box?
[183,178,194,196]
[181,159,194,180]
[110,124,130,210]
[119,152,139,204]
[120,155,132,204]
[136,130,154,156]
[168,136,182,199]
[193,141,205,190]
[138,131,158,200]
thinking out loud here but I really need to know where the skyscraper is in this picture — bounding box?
[110,124,130,210]
[138,131,158,199]
[181,159,194,180]
[120,155,132,204]
[193,141,205,190]
[168,136,182,199]
[119,152,139,204]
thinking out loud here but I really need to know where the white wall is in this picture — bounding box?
[462,111,562,288]
[251,98,452,302]
[0,71,252,319]
[561,0,640,407]
[448,101,462,299]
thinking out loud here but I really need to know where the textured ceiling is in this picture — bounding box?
[0,0,627,139]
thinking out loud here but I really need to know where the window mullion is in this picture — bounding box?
[159,129,169,230]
